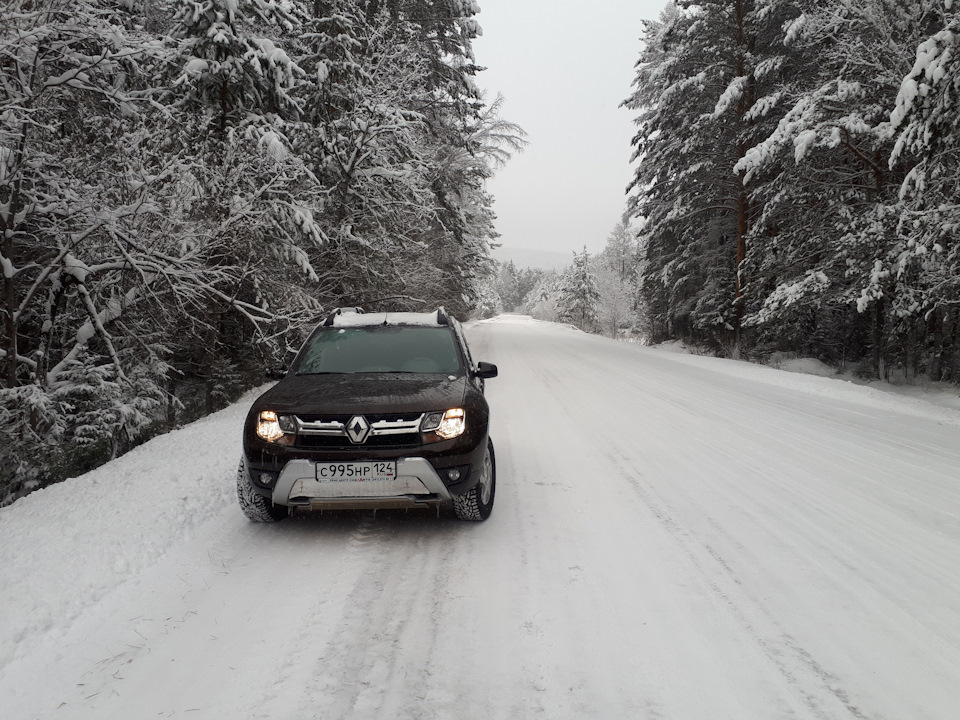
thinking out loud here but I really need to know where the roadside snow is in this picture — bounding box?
[775,356,838,377]
[0,386,268,669]
[645,340,960,423]
[770,354,960,414]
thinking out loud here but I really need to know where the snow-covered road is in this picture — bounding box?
[2,314,959,719]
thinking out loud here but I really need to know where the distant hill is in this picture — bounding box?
[491,246,573,271]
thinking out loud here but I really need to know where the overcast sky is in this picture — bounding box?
[472,0,667,257]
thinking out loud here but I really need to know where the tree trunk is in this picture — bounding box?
[2,253,15,388]
[948,308,960,384]
[874,297,886,380]
[167,377,179,428]
[731,187,749,360]
[204,309,221,416]
[1,128,29,389]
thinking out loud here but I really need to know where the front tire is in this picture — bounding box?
[237,457,287,522]
[453,439,495,521]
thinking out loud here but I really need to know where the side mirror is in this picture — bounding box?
[474,361,498,379]
[265,366,288,381]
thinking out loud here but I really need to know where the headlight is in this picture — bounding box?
[256,411,295,442]
[422,408,465,440]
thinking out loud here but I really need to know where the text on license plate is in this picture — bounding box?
[315,461,396,482]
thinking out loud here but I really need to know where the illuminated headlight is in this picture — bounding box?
[421,408,465,440]
[257,411,295,442]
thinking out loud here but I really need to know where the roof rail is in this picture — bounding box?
[436,307,449,326]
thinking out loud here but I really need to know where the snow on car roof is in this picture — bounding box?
[330,311,445,328]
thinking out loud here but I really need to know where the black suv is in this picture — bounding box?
[238,308,498,522]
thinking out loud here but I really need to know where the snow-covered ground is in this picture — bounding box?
[2,314,959,719]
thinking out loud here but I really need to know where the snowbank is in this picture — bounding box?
[0,386,267,668]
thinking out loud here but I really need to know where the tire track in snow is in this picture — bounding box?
[277,512,461,720]
[497,326,887,718]
[606,445,881,720]
[476,322,675,718]
[473,317,960,719]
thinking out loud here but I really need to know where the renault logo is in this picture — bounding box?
[346,415,370,444]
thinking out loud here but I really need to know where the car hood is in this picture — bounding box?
[253,373,468,416]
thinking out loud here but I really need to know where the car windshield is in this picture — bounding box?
[294,326,462,374]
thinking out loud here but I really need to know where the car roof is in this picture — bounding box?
[324,309,450,329]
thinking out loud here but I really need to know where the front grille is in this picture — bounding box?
[297,434,420,449]
[293,413,423,449]
[297,412,423,424]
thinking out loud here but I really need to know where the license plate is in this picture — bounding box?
[315,461,396,482]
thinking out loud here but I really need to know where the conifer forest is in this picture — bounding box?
[623,0,960,380]
[3,0,959,502]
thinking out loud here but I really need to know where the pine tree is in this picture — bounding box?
[625,0,797,356]
[595,221,641,338]
[885,1,960,380]
[558,248,601,332]
[733,1,940,374]
[625,0,959,379]
[156,0,330,407]
[294,1,511,316]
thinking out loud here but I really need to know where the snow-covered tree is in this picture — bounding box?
[292,2,518,317]
[558,248,601,332]
[471,267,504,319]
[492,261,547,313]
[626,0,959,378]
[735,0,943,375]
[152,0,328,411]
[1,0,524,503]
[625,0,798,356]
[884,1,960,381]
[595,221,641,338]
[0,0,186,500]
[521,270,561,321]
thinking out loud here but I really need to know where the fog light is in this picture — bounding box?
[258,471,279,487]
[446,468,461,482]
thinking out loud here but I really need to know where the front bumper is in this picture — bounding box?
[272,457,452,510]
[244,425,489,510]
